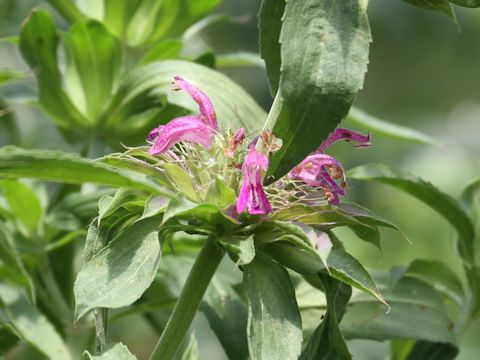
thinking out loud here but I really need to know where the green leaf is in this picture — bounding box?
[300,275,352,360]
[346,107,439,146]
[140,39,183,65]
[45,0,84,23]
[0,284,71,360]
[205,177,236,208]
[103,60,266,134]
[406,260,464,304]
[83,342,137,359]
[20,10,88,131]
[448,0,480,8]
[465,265,480,318]
[348,164,476,265]
[341,276,456,343]
[216,52,266,68]
[161,163,199,202]
[0,69,26,85]
[180,335,200,360]
[62,20,122,122]
[258,0,285,95]
[328,248,387,306]
[0,227,35,302]
[405,341,458,360]
[1,180,42,231]
[401,0,457,20]
[0,147,170,195]
[74,217,161,320]
[219,235,255,265]
[244,256,303,360]
[265,0,371,183]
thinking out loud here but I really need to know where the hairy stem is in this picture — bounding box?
[149,236,225,360]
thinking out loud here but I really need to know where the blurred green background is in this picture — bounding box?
[1,0,479,359]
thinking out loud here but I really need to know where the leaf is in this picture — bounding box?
[401,0,457,20]
[406,260,464,304]
[448,0,480,8]
[341,276,456,343]
[45,0,84,23]
[465,265,480,318]
[219,235,255,265]
[216,52,266,68]
[62,20,122,122]
[161,163,199,202]
[328,248,387,306]
[0,227,35,302]
[1,180,42,231]
[258,0,285,95]
[83,342,137,359]
[0,284,71,360]
[348,164,476,265]
[180,335,200,360]
[265,0,372,183]
[140,39,183,65]
[300,275,352,360]
[346,107,439,146]
[0,147,170,196]
[243,256,303,360]
[103,60,266,135]
[0,69,26,85]
[74,217,161,320]
[19,10,88,131]
[405,341,458,360]
[205,177,236,208]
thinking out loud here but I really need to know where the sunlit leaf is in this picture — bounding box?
[74,217,161,320]
[83,342,137,359]
[265,0,371,183]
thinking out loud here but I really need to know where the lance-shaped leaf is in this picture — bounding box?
[244,256,303,360]
[300,275,352,360]
[62,19,122,122]
[265,0,371,183]
[19,10,88,131]
[341,276,456,344]
[259,0,285,95]
[0,147,171,196]
[74,217,161,320]
[401,0,456,20]
[0,284,71,360]
[346,107,439,146]
[448,0,480,7]
[348,164,476,265]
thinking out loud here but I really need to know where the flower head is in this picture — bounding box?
[318,128,371,153]
[236,140,272,215]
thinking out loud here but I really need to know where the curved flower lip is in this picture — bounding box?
[173,76,218,130]
[318,128,371,153]
[236,145,272,215]
[148,116,214,155]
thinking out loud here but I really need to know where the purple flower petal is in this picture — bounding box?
[232,127,246,146]
[288,154,346,204]
[318,128,371,153]
[174,76,218,130]
[236,146,272,215]
[148,116,214,155]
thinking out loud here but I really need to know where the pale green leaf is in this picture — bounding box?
[74,217,161,320]
[244,256,302,360]
[1,180,42,231]
[83,342,137,359]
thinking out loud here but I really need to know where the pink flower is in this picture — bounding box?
[148,77,218,154]
[236,141,272,215]
[173,76,218,130]
[148,116,214,155]
[225,128,246,158]
[289,129,370,205]
[317,128,371,153]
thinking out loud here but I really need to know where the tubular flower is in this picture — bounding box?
[225,127,246,158]
[289,129,370,205]
[173,76,218,130]
[148,116,215,155]
[317,128,371,153]
[236,141,272,215]
[148,76,219,154]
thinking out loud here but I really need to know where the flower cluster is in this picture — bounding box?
[147,77,370,216]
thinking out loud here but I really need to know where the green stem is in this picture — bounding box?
[46,0,84,23]
[149,236,225,360]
